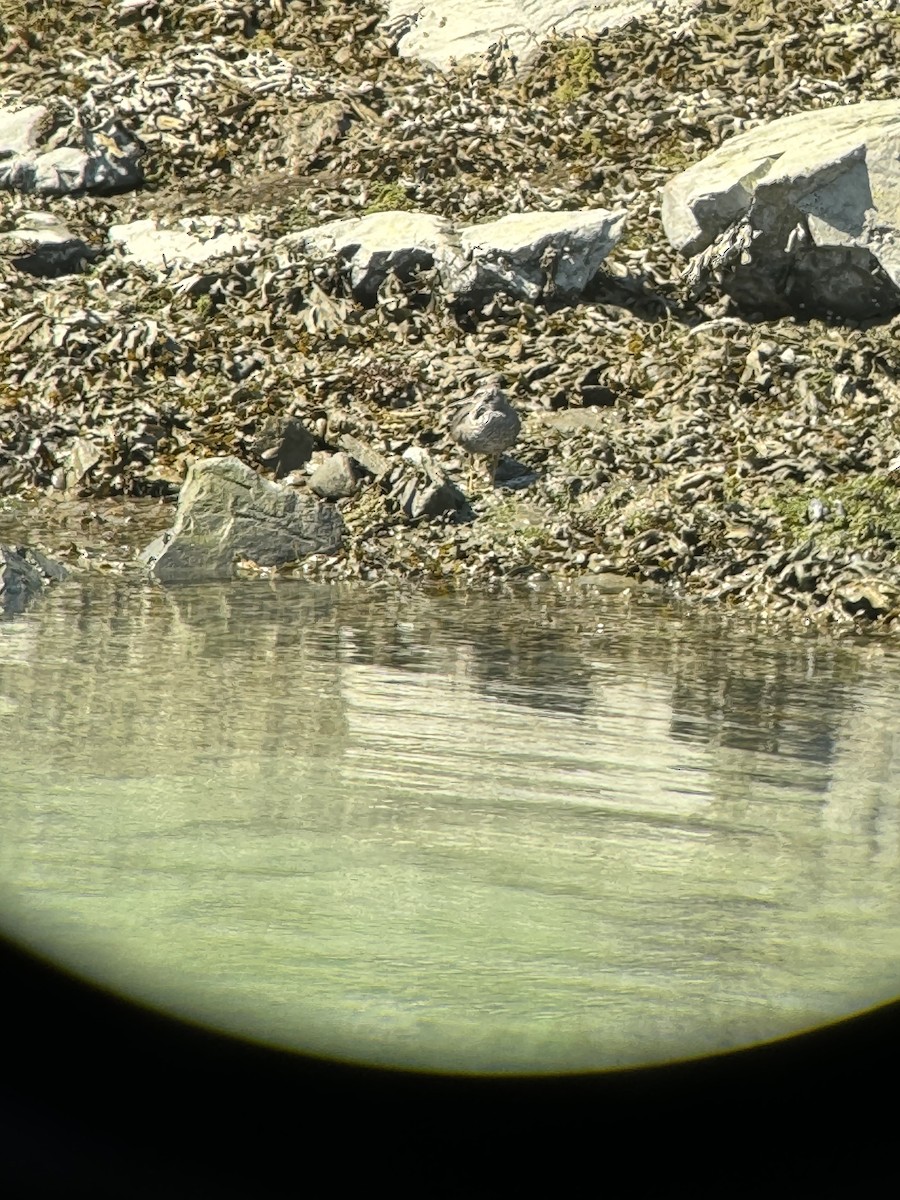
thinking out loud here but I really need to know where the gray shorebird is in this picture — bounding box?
[450,383,521,486]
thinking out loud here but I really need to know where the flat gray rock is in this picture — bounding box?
[140,456,345,582]
[662,99,900,318]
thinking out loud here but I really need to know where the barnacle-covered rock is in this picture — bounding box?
[0,105,143,196]
[451,208,627,303]
[290,211,455,304]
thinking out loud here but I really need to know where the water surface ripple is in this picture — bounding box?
[1,578,899,1072]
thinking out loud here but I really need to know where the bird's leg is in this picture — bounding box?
[487,452,499,486]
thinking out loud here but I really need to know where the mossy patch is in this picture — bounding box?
[764,475,900,553]
[363,183,415,214]
[550,40,601,106]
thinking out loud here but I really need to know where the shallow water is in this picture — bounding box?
[1,576,899,1072]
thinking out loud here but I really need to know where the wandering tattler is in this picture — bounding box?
[450,382,521,485]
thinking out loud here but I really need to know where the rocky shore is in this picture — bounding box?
[4,0,900,626]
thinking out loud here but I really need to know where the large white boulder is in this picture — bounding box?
[455,208,627,302]
[662,99,900,318]
[290,207,626,304]
[381,0,699,69]
[291,211,454,302]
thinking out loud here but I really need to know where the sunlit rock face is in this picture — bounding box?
[289,207,627,305]
[380,1,700,70]
[662,99,900,319]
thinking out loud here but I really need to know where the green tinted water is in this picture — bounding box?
[1,577,899,1072]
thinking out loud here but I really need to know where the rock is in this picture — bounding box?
[290,211,453,303]
[338,434,392,480]
[1,544,68,616]
[452,208,627,303]
[139,457,345,582]
[662,99,900,318]
[381,0,697,70]
[398,446,467,518]
[251,416,315,479]
[290,207,626,305]
[0,211,100,278]
[109,215,261,268]
[65,437,104,490]
[0,106,143,196]
[0,105,51,157]
[309,452,359,499]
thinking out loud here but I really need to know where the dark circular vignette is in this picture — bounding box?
[1,927,895,1192]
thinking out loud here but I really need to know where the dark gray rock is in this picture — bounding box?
[139,456,345,582]
[1,544,68,615]
[251,416,315,479]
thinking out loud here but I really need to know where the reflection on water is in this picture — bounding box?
[1,576,899,1072]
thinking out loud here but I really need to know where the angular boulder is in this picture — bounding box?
[662,99,900,318]
[452,208,627,303]
[290,211,453,303]
[139,457,345,582]
[289,207,626,305]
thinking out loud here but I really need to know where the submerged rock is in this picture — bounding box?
[0,544,68,615]
[139,457,345,582]
[662,99,900,318]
